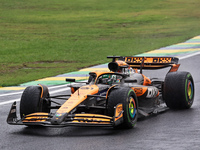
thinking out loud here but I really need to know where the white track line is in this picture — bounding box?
[49,87,70,94]
[0,84,70,97]
[0,91,23,97]
[0,99,20,106]
[0,87,70,106]
[179,51,200,60]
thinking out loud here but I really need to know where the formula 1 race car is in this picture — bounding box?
[7,56,195,129]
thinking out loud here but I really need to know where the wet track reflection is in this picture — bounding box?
[1,55,200,150]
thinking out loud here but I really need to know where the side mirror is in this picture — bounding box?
[66,78,76,82]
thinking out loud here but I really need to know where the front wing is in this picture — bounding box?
[7,102,124,127]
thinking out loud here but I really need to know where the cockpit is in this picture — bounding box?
[96,73,123,85]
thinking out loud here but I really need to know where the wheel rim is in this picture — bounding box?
[129,97,136,119]
[187,80,194,100]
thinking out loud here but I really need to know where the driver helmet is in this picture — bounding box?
[101,74,113,85]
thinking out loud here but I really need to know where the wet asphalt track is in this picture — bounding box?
[0,54,200,150]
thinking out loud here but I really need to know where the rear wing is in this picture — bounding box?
[124,56,178,69]
[107,56,180,73]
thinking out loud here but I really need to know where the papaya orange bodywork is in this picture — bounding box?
[169,64,180,72]
[142,75,152,86]
[116,60,128,67]
[72,114,112,124]
[114,104,123,121]
[22,112,49,123]
[56,85,99,114]
[131,87,148,97]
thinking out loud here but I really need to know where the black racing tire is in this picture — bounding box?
[163,72,194,109]
[107,87,138,129]
[20,86,51,119]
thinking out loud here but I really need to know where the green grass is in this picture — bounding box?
[1,0,200,86]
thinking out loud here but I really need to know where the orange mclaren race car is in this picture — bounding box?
[7,56,195,129]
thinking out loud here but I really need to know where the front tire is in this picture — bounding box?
[20,86,51,119]
[108,87,138,129]
[163,72,194,109]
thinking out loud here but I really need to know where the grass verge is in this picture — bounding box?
[1,0,200,86]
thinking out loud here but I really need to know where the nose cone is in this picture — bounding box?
[51,113,67,125]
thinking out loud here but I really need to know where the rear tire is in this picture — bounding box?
[163,72,194,109]
[108,87,138,129]
[20,86,51,119]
